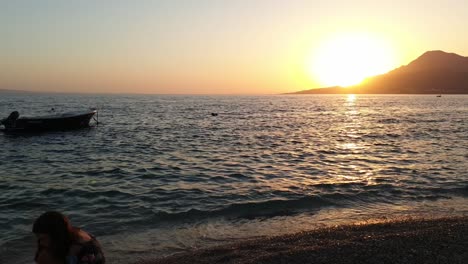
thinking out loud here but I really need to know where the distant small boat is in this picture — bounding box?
[1,109,97,133]
[436,94,442,97]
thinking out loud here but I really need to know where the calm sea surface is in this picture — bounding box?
[1,94,467,263]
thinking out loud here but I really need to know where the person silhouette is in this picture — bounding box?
[33,211,105,264]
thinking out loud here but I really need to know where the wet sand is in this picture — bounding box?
[136,216,468,264]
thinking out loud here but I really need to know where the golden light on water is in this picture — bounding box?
[308,32,397,87]
[347,94,356,102]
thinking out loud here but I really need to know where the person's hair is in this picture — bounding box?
[32,211,77,260]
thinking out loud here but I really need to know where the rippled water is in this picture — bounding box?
[1,94,467,263]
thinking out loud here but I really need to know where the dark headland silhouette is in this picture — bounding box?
[0,89,36,94]
[289,50,468,94]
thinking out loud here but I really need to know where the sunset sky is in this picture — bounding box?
[1,0,468,94]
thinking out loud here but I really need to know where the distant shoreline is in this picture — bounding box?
[2,89,468,96]
[136,216,468,264]
[284,92,468,95]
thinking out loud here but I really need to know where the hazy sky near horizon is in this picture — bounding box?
[1,0,468,94]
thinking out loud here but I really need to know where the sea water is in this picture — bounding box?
[1,94,467,263]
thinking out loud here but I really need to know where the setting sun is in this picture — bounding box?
[309,32,397,87]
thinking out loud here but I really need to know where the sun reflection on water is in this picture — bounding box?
[347,94,356,103]
[320,93,379,186]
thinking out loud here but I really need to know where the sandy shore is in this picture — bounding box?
[136,216,468,264]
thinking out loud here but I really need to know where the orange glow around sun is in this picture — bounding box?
[308,32,397,87]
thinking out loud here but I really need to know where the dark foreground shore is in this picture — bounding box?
[136,216,468,264]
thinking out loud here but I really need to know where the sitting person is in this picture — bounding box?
[33,211,105,264]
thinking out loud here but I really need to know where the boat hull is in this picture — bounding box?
[1,111,96,133]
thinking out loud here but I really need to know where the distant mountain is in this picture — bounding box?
[0,89,37,94]
[392,50,468,73]
[286,86,344,94]
[288,50,468,94]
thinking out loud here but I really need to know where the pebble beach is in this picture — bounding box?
[136,216,468,264]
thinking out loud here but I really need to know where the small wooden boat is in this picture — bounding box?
[1,109,97,133]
